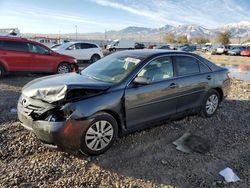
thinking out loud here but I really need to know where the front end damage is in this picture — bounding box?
[17,83,107,151]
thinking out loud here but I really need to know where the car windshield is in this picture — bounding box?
[81,53,143,83]
[52,42,71,50]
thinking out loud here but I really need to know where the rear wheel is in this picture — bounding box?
[0,65,5,78]
[80,112,118,155]
[201,89,220,117]
[57,63,70,74]
[90,54,101,63]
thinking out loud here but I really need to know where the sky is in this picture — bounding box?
[0,0,250,34]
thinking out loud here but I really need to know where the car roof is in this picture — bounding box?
[114,49,195,59]
[68,41,98,45]
[0,36,28,42]
[0,36,50,49]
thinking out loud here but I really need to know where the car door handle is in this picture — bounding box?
[169,83,178,89]
[207,75,212,80]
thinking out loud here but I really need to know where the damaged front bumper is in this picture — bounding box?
[17,95,91,151]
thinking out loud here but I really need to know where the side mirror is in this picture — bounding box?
[133,76,150,85]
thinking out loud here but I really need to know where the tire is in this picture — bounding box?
[201,89,220,117]
[0,65,5,78]
[57,63,70,74]
[80,112,118,155]
[90,54,101,63]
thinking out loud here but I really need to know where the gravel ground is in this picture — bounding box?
[0,74,250,188]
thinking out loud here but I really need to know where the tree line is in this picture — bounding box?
[164,31,232,45]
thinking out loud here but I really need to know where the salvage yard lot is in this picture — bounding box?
[0,68,250,187]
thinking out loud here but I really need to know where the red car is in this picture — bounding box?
[0,37,78,77]
[240,47,250,56]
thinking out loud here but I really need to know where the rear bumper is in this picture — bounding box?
[18,105,90,151]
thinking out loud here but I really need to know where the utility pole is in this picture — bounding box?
[75,25,78,41]
[105,29,107,40]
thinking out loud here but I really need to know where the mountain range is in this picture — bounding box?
[104,21,250,40]
[23,21,250,42]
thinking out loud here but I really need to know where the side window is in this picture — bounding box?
[88,43,97,48]
[199,62,211,73]
[175,56,199,76]
[67,43,81,50]
[1,41,29,52]
[81,43,97,49]
[28,43,49,54]
[138,56,173,83]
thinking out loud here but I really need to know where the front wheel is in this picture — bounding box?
[80,112,118,155]
[201,89,220,117]
[57,63,70,74]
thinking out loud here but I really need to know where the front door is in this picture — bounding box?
[125,56,178,129]
[27,43,55,72]
[1,41,31,71]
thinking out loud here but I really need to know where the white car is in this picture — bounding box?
[53,42,103,62]
[216,45,231,55]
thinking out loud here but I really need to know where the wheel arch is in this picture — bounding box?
[92,53,101,57]
[97,109,123,136]
[211,87,223,102]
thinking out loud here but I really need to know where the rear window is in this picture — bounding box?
[175,56,200,76]
[0,41,29,52]
[81,43,98,49]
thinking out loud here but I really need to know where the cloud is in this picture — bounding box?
[90,0,169,24]
[90,0,250,28]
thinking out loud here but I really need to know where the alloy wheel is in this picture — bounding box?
[57,65,69,74]
[85,120,114,151]
[205,94,219,115]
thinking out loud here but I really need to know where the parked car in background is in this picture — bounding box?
[53,42,103,63]
[201,43,212,52]
[106,39,135,51]
[0,37,78,77]
[134,43,145,49]
[158,45,171,50]
[178,45,196,52]
[228,46,246,55]
[34,38,59,48]
[240,47,250,56]
[216,45,231,55]
[18,50,230,155]
[51,43,62,49]
[147,44,157,49]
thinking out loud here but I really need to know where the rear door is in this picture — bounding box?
[80,43,98,60]
[27,42,56,72]
[173,55,212,112]
[0,40,31,71]
[125,56,178,129]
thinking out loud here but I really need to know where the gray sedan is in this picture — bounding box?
[17,50,231,155]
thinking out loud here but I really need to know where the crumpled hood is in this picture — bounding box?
[22,73,112,103]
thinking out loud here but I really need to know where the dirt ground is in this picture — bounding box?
[0,73,250,187]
